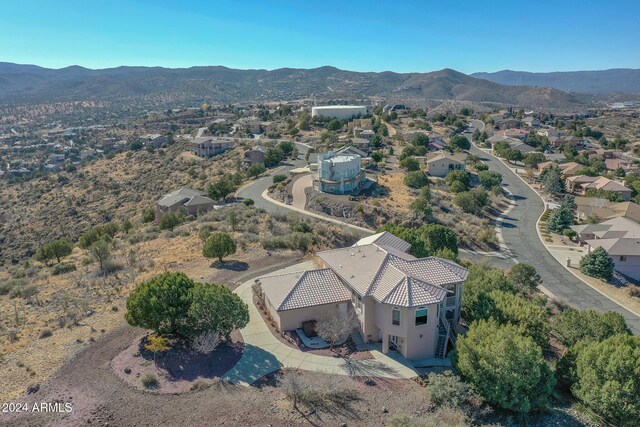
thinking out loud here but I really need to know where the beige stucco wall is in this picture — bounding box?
[276,301,349,332]
[374,302,440,360]
[427,161,464,178]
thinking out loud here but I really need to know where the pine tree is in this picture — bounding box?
[546,206,573,233]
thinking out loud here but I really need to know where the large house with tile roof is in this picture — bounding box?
[257,232,469,360]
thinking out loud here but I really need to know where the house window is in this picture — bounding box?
[620,255,627,262]
[392,307,400,326]
[415,307,428,326]
[352,290,362,313]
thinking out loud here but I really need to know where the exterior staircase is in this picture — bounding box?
[436,311,457,359]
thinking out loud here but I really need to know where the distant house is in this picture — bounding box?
[605,159,636,173]
[523,117,541,128]
[426,151,467,178]
[349,138,370,153]
[572,217,640,280]
[537,128,566,138]
[574,197,640,223]
[235,117,262,134]
[566,175,632,201]
[359,129,375,140]
[537,161,583,177]
[144,134,168,148]
[549,136,584,149]
[317,152,366,194]
[336,145,368,159]
[155,188,216,222]
[495,128,529,140]
[190,137,234,158]
[494,118,521,129]
[80,149,96,160]
[47,153,65,163]
[243,145,266,169]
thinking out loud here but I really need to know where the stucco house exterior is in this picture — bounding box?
[257,232,469,360]
[155,187,216,222]
[317,151,366,194]
[426,151,467,178]
[572,217,640,280]
[566,175,632,201]
[190,137,234,158]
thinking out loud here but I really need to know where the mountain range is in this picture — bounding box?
[472,69,640,95]
[0,62,612,109]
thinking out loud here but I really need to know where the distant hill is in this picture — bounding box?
[472,69,640,95]
[0,62,592,109]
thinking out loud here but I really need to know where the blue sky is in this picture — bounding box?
[1,0,639,73]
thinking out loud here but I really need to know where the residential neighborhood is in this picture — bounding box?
[2,2,640,426]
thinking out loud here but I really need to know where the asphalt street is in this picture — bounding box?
[466,120,640,335]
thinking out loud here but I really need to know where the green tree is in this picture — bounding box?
[478,170,502,189]
[264,147,284,167]
[325,118,342,131]
[246,163,266,178]
[454,189,488,214]
[560,194,577,215]
[483,290,549,348]
[573,334,640,426]
[159,213,181,231]
[449,135,470,151]
[88,239,112,272]
[409,197,432,218]
[445,170,470,189]
[277,140,295,156]
[187,284,249,339]
[125,272,196,336]
[203,232,237,262]
[142,207,155,223]
[371,151,383,163]
[145,333,170,367]
[579,247,614,280]
[421,224,458,255]
[377,223,429,258]
[35,239,73,264]
[524,152,546,169]
[546,206,573,233]
[552,308,630,348]
[540,166,564,195]
[507,263,542,292]
[403,171,429,188]
[461,264,516,323]
[207,174,239,201]
[411,133,429,147]
[399,156,420,171]
[453,319,555,413]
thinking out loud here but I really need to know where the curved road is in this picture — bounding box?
[466,119,640,334]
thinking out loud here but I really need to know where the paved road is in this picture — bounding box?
[466,119,640,335]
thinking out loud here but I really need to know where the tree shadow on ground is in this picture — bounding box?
[137,333,244,382]
[211,260,249,271]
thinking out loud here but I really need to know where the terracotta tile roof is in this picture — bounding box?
[259,268,350,312]
[318,235,468,307]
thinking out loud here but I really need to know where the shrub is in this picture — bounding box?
[454,319,555,413]
[141,373,159,389]
[573,335,640,425]
[426,371,476,409]
[562,229,577,239]
[449,135,470,151]
[243,198,255,206]
[552,308,630,347]
[399,156,421,171]
[403,171,429,188]
[478,170,502,189]
[454,189,488,214]
[246,163,266,178]
[272,174,287,184]
[39,329,53,339]
[159,213,181,231]
[142,207,155,223]
[461,265,516,323]
[628,284,640,298]
[52,263,77,276]
[445,170,470,189]
[579,247,615,280]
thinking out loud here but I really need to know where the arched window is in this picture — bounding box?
[415,307,428,326]
[392,307,400,326]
